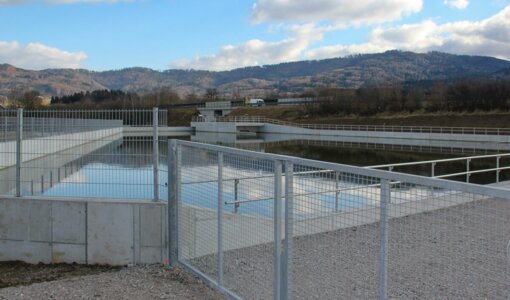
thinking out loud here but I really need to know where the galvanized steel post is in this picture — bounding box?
[217,152,224,286]
[496,156,500,183]
[15,108,23,197]
[379,179,391,300]
[273,160,283,300]
[282,161,293,300]
[335,172,339,212]
[168,139,180,266]
[234,179,239,213]
[153,107,159,201]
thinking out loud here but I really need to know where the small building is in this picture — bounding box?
[197,101,234,121]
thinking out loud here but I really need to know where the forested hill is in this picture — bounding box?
[1,51,510,97]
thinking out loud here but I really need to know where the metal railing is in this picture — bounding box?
[367,153,510,183]
[0,108,166,201]
[168,139,510,300]
[192,115,510,136]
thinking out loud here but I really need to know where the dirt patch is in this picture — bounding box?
[0,261,120,289]
[0,264,225,299]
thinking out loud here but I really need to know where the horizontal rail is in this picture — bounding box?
[192,116,510,136]
[367,153,510,169]
[175,140,510,199]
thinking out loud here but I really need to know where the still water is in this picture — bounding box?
[41,133,509,212]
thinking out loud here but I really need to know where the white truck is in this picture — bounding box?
[246,98,265,107]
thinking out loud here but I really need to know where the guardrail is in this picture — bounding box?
[168,139,510,300]
[177,152,509,215]
[367,153,510,183]
[192,115,510,136]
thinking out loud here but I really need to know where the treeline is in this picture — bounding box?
[50,88,181,109]
[305,80,510,116]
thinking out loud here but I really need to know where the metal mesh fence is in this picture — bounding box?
[0,109,167,201]
[171,140,510,300]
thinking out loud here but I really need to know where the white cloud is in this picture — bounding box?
[172,23,324,71]
[444,0,469,9]
[0,41,87,69]
[251,0,423,26]
[305,6,510,61]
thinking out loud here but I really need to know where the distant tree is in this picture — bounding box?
[205,88,218,100]
[20,90,43,109]
[8,89,44,109]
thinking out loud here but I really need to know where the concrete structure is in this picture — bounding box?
[197,101,234,121]
[123,126,193,137]
[191,121,510,151]
[0,127,123,168]
[0,197,167,265]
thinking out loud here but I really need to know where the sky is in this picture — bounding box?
[0,0,509,71]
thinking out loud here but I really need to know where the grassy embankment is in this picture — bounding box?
[167,105,510,128]
[228,106,510,128]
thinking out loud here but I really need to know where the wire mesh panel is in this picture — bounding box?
[220,152,276,299]
[386,182,510,299]
[178,145,220,279]
[0,110,18,195]
[0,109,166,200]
[290,164,382,299]
[172,140,510,300]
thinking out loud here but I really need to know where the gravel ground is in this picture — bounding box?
[191,197,510,299]
[0,265,224,300]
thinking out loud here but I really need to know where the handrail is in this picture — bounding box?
[367,153,510,169]
[366,152,509,183]
[191,115,510,136]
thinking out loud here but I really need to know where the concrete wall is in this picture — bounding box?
[123,126,193,137]
[0,197,167,266]
[192,122,238,134]
[191,121,510,148]
[0,128,123,168]
[262,123,510,143]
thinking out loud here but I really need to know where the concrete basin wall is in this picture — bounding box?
[0,197,167,266]
[262,123,510,143]
[192,122,238,134]
[0,128,123,168]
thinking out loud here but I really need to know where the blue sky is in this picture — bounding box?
[0,0,509,71]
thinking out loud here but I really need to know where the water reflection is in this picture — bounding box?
[35,132,509,210]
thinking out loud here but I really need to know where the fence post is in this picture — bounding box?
[496,156,500,183]
[234,179,239,213]
[273,160,283,300]
[153,107,159,201]
[16,108,23,197]
[168,139,180,266]
[282,161,293,300]
[217,152,224,286]
[466,159,471,183]
[379,179,391,300]
[335,172,340,212]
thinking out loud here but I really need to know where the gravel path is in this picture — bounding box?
[191,197,510,299]
[0,265,224,300]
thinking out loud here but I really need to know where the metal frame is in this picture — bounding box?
[169,139,510,300]
[173,140,510,199]
[368,153,510,182]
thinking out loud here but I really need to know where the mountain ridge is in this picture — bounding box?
[1,50,509,98]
